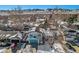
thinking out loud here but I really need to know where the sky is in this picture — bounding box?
[0,5,79,10]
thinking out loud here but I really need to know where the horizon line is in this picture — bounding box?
[0,5,79,10]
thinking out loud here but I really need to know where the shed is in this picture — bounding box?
[27,31,42,48]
